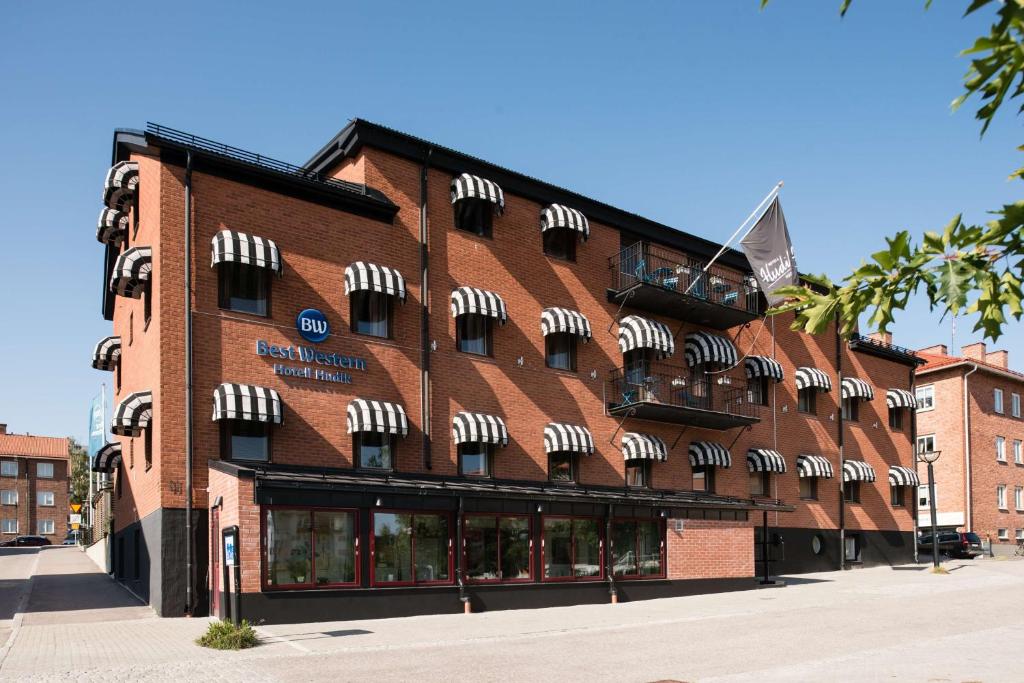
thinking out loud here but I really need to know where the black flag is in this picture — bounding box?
[740,197,798,305]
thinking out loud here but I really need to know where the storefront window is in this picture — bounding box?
[464,515,531,582]
[218,262,269,316]
[265,508,358,589]
[543,517,603,581]
[351,290,391,338]
[373,512,451,585]
[611,519,664,578]
[313,511,357,585]
[266,510,312,587]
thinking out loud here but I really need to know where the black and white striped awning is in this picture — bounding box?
[796,454,834,479]
[211,230,282,274]
[344,261,407,302]
[110,247,152,298]
[618,315,674,358]
[452,411,509,447]
[96,208,129,245]
[346,398,408,436]
[451,287,508,325]
[91,442,122,473]
[688,441,732,468]
[92,336,121,372]
[111,391,153,437]
[212,383,283,424]
[451,173,505,215]
[103,161,139,211]
[745,356,784,382]
[541,307,592,342]
[888,465,920,487]
[540,204,589,241]
[622,432,668,462]
[747,448,787,473]
[886,389,917,409]
[795,367,832,392]
[843,460,876,483]
[684,331,738,368]
[841,377,874,401]
[543,423,594,455]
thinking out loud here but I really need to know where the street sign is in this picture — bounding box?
[69,514,82,524]
[71,523,80,530]
[70,503,82,513]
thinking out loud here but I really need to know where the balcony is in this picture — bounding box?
[606,364,761,430]
[608,242,761,329]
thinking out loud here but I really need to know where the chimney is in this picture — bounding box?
[868,331,892,345]
[0,424,5,434]
[918,344,948,356]
[961,342,987,361]
[986,350,1009,369]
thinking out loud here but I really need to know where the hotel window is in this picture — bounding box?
[797,387,816,414]
[355,432,395,471]
[372,512,451,586]
[0,490,16,505]
[692,465,715,493]
[545,333,577,372]
[844,535,860,562]
[998,527,1009,541]
[623,349,654,389]
[998,485,1007,509]
[542,517,603,581]
[1,519,16,534]
[748,377,770,407]
[890,485,906,507]
[611,519,664,578]
[37,520,54,535]
[454,197,493,237]
[844,480,861,504]
[458,443,493,478]
[220,421,271,463]
[799,476,818,500]
[350,290,391,339]
[37,462,53,479]
[915,385,934,411]
[264,508,358,588]
[1013,393,1021,418]
[456,313,492,356]
[143,281,152,326]
[994,388,1005,414]
[463,515,532,583]
[144,428,153,471]
[1,461,16,477]
[129,439,134,469]
[116,462,123,498]
[37,491,54,507]
[916,434,936,456]
[1015,440,1023,465]
[841,396,859,422]
[750,470,771,497]
[543,227,576,261]
[997,436,1006,462]
[625,460,650,488]
[1015,486,1023,511]
[218,261,270,316]
[888,406,904,431]
[128,311,134,346]
[548,452,575,483]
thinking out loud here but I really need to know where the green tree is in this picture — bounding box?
[761,0,1024,341]
[69,437,89,506]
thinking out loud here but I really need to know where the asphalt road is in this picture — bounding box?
[0,547,39,653]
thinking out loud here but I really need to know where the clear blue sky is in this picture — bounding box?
[1,1,1019,443]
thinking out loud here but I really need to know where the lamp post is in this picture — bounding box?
[918,449,942,569]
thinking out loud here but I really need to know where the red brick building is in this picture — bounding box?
[0,424,70,541]
[89,122,921,622]
[915,342,1024,551]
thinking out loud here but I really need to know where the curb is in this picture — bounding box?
[0,548,42,672]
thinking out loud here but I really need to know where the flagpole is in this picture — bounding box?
[683,181,783,296]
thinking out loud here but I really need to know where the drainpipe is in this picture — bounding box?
[836,318,845,570]
[606,504,617,603]
[910,364,918,563]
[184,151,195,615]
[963,364,978,532]
[456,496,468,612]
[419,148,433,471]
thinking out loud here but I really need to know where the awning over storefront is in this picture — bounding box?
[450,173,505,215]
[91,442,122,473]
[688,441,731,468]
[543,423,594,455]
[747,448,787,473]
[344,261,406,302]
[888,465,920,487]
[212,383,283,424]
[622,432,668,462]
[684,331,738,368]
[91,335,121,372]
[450,287,508,325]
[96,208,128,245]
[109,246,152,298]
[617,315,674,358]
[796,454,834,479]
[540,307,592,342]
[886,388,917,409]
[841,377,874,400]
[346,398,408,437]
[452,411,508,447]
[795,367,832,391]
[843,460,876,483]
[211,230,282,273]
[540,204,589,240]
[744,356,784,382]
[111,391,153,437]
[103,160,139,211]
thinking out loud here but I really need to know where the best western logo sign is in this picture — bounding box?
[296,308,330,343]
[254,308,367,384]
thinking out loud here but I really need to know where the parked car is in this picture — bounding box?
[0,535,52,548]
[918,531,984,558]
[61,533,78,546]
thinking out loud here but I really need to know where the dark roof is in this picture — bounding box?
[306,118,755,272]
[848,333,924,368]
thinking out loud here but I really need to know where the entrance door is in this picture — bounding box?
[210,508,220,618]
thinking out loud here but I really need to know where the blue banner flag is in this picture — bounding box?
[88,392,105,460]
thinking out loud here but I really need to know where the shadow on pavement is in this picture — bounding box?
[775,576,831,586]
[273,629,374,642]
[27,571,144,613]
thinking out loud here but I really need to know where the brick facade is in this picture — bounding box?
[0,427,69,540]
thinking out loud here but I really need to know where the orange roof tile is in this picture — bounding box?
[0,434,69,459]
[917,351,1024,382]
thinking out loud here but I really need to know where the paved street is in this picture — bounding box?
[2,546,1023,682]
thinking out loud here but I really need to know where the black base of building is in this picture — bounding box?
[756,527,916,575]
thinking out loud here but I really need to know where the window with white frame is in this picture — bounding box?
[1017,528,1024,541]
[37,491,54,507]
[37,519,54,535]
[997,436,1007,462]
[0,461,15,477]
[918,485,935,508]
[994,388,1005,414]
[915,385,935,411]
[0,490,16,505]
[1013,393,1021,418]
[997,527,1009,541]
[1,519,16,534]
[36,462,53,478]
[998,485,1007,509]
[1016,486,1024,511]
[916,434,936,457]
[1015,440,1023,465]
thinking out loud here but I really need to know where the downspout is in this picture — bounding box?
[184,151,195,615]
[420,148,433,471]
[606,504,617,603]
[910,364,918,563]
[963,363,978,532]
[456,496,468,612]
[836,317,845,570]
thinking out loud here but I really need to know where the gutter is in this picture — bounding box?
[909,364,918,562]
[963,363,978,532]
[420,148,433,471]
[836,316,845,570]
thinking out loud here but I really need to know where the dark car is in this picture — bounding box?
[0,535,52,548]
[918,531,984,558]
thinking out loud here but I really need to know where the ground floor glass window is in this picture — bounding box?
[542,517,602,580]
[611,519,663,578]
[373,512,451,585]
[464,515,531,582]
[265,508,357,588]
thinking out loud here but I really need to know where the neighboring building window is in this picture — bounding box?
[0,461,16,477]
[841,396,859,422]
[997,436,1007,462]
[1013,393,1021,418]
[220,421,271,462]
[454,198,494,237]
[36,462,53,478]
[692,465,715,493]
[548,452,575,483]
[350,290,391,339]
[844,480,861,503]
[37,520,55,535]
[264,508,358,588]
[1015,440,1023,465]
[918,484,935,508]
[542,516,603,581]
[458,443,493,478]
[888,407,904,431]
[994,388,1005,414]
[355,432,395,471]
[750,470,770,497]
[463,515,532,583]
[1,519,16,534]
[37,491,54,507]
[218,261,269,316]
[915,385,934,411]
[625,460,650,488]
[1015,486,1023,511]
[799,477,818,500]
[543,228,576,261]
[890,486,906,507]
[797,388,816,414]
[545,333,577,372]
[997,527,1009,541]
[916,434,936,456]
[611,519,663,578]
[747,377,770,407]
[372,512,451,585]
[998,485,1008,509]
[1016,528,1024,541]
[456,314,492,356]
[0,490,16,505]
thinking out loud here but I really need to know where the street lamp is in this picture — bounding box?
[918,449,942,569]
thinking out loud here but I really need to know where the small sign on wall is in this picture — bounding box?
[223,527,239,567]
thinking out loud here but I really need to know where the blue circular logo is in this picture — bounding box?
[296,308,330,343]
